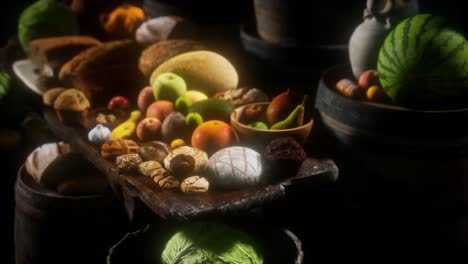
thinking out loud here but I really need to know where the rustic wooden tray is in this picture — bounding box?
[43,108,338,219]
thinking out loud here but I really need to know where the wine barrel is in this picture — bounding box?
[14,165,129,264]
[107,223,304,264]
[314,65,468,202]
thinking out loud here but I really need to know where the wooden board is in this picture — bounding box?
[43,108,339,219]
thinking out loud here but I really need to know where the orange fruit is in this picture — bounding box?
[191,120,239,154]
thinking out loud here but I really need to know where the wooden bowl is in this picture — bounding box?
[230,102,313,150]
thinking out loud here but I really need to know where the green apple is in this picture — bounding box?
[175,95,192,115]
[151,72,187,102]
[248,121,269,129]
[185,112,203,128]
[185,90,208,103]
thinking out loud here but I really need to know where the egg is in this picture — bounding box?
[206,146,263,190]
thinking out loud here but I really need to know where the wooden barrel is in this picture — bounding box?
[253,0,362,45]
[314,64,468,202]
[107,223,304,264]
[14,165,129,264]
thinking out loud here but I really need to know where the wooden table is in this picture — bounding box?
[43,108,339,220]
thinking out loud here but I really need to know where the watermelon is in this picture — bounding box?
[377,14,468,106]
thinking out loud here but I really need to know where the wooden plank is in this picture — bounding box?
[43,108,339,219]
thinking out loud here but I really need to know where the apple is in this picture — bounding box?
[185,112,203,128]
[136,117,162,142]
[145,100,174,122]
[151,72,187,102]
[137,86,155,112]
[175,95,192,114]
[107,96,130,111]
[358,70,380,92]
[243,104,264,123]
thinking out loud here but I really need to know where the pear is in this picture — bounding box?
[266,89,300,126]
[270,99,305,130]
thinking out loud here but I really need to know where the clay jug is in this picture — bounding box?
[349,0,419,79]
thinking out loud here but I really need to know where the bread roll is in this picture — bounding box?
[138,40,205,77]
[28,35,101,74]
[58,40,145,105]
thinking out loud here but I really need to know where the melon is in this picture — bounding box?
[377,14,468,106]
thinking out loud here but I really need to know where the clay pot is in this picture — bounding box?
[348,0,419,78]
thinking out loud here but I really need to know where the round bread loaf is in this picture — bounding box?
[206,146,263,190]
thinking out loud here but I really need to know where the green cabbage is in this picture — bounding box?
[18,0,79,51]
[161,222,263,264]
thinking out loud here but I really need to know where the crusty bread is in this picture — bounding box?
[28,35,101,74]
[138,39,205,77]
[25,142,71,185]
[59,40,141,83]
[58,40,145,106]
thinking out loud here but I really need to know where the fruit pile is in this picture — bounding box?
[23,0,313,194]
[239,89,308,130]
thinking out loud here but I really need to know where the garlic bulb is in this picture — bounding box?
[88,124,111,145]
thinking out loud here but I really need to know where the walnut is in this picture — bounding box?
[180,176,209,193]
[169,154,195,178]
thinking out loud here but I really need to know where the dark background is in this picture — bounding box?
[1,1,466,264]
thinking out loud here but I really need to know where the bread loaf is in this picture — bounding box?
[58,40,144,105]
[138,40,205,77]
[28,35,101,74]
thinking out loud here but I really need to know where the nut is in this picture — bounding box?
[180,176,209,193]
[170,154,195,178]
[156,175,180,189]
[116,153,142,174]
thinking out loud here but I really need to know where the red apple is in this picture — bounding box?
[137,86,155,112]
[107,96,130,111]
[358,70,380,92]
[136,117,162,141]
[145,100,174,122]
[243,104,264,123]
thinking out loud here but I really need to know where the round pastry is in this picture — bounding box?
[53,88,90,126]
[180,176,209,193]
[206,146,263,190]
[101,138,139,160]
[163,146,208,175]
[263,137,307,179]
[116,153,142,174]
[43,87,66,106]
[138,141,171,162]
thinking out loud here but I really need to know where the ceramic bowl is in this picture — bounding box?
[230,102,313,150]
